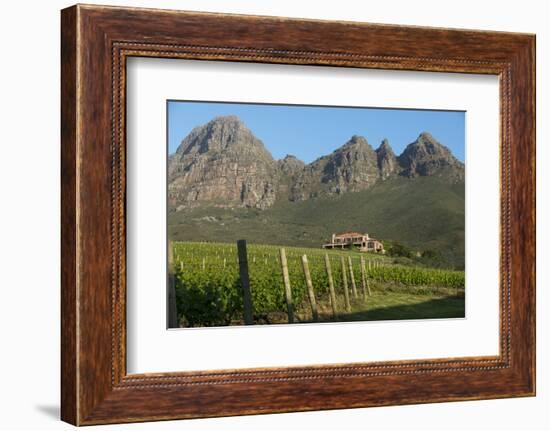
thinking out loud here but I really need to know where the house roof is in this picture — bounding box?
[334,232,366,238]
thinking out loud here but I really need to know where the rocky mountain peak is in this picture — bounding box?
[175,115,271,160]
[415,131,446,153]
[398,132,464,181]
[168,116,277,211]
[278,154,306,176]
[345,135,369,146]
[376,138,398,179]
[418,131,435,140]
[294,135,379,198]
[378,138,392,149]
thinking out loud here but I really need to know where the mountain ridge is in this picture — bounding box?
[168,115,464,211]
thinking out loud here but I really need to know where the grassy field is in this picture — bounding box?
[172,241,465,327]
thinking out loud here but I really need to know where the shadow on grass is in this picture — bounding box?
[180,295,465,327]
[330,295,465,323]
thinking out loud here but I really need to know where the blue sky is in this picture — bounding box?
[168,101,465,163]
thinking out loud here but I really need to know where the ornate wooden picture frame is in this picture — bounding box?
[61,4,535,425]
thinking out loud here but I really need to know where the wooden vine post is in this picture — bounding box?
[360,256,368,301]
[340,256,351,312]
[348,256,358,299]
[301,255,319,322]
[324,254,338,318]
[367,260,373,295]
[237,240,254,325]
[279,248,294,323]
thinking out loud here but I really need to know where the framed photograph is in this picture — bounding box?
[61,4,535,425]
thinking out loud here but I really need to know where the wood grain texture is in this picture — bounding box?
[60,5,78,425]
[60,4,535,425]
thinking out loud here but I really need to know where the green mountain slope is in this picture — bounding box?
[168,176,465,269]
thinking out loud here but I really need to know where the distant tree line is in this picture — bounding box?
[383,241,452,269]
